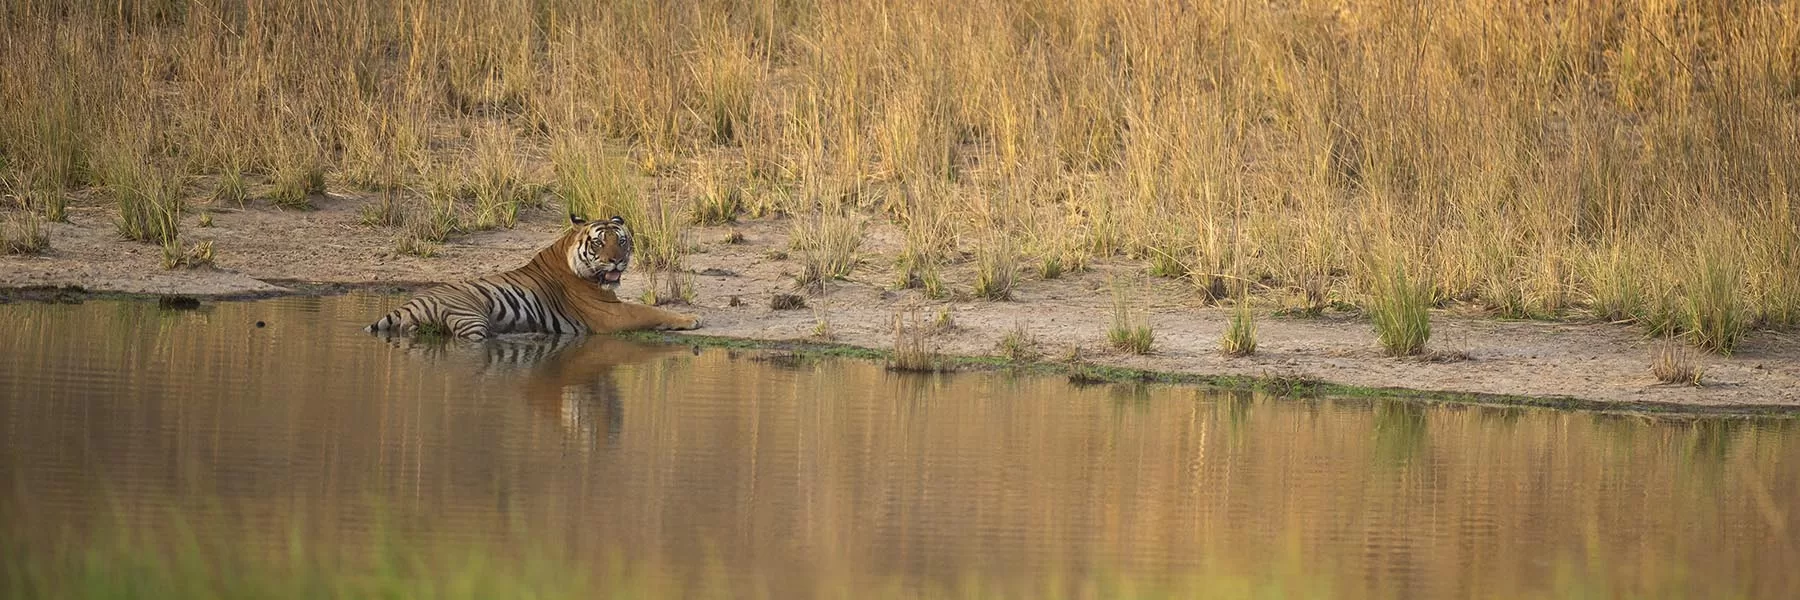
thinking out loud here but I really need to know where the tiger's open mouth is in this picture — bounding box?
[597,269,624,285]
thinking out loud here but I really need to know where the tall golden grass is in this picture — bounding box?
[2,0,1796,350]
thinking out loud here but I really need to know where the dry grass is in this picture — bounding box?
[998,322,1039,362]
[1652,339,1704,386]
[467,124,530,230]
[811,305,836,340]
[161,239,215,270]
[631,199,688,274]
[269,163,324,210]
[972,235,1018,301]
[889,310,945,372]
[395,233,439,259]
[893,184,954,297]
[640,269,696,307]
[359,191,405,228]
[689,158,743,225]
[1,211,50,255]
[551,133,637,222]
[791,209,862,292]
[212,170,249,207]
[0,0,1795,342]
[1683,234,1748,355]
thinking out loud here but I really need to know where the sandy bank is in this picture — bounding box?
[4,198,1798,414]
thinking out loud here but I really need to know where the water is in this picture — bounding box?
[2,294,1797,597]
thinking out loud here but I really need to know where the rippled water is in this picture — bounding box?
[2,294,1797,597]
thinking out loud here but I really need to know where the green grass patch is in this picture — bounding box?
[1221,302,1257,357]
[1369,260,1431,357]
[1107,279,1154,354]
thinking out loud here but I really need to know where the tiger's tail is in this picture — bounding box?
[365,304,416,333]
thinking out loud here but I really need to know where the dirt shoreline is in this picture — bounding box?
[5,198,1799,414]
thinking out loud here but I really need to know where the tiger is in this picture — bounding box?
[364,214,701,340]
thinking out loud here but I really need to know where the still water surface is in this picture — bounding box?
[1,294,1797,597]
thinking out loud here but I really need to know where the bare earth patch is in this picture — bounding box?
[4,198,1797,412]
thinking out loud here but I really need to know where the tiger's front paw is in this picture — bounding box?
[662,313,701,331]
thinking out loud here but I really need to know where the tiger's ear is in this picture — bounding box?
[569,213,587,225]
[609,215,625,225]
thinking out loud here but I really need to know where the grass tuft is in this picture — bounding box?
[1370,260,1432,357]
[269,164,324,210]
[396,234,439,258]
[811,306,836,340]
[1583,241,1643,323]
[212,169,249,206]
[360,192,406,228]
[690,160,743,225]
[552,133,637,223]
[972,236,1018,301]
[998,322,1040,362]
[894,194,952,297]
[641,269,696,306]
[1107,279,1155,355]
[1221,301,1257,357]
[161,239,215,269]
[1651,339,1704,385]
[1,211,50,255]
[101,167,182,245]
[1038,253,1064,280]
[792,209,862,293]
[1683,240,1747,355]
[469,124,528,230]
[888,310,946,372]
[634,199,688,274]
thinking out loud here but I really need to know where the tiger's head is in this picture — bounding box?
[565,214,633,290]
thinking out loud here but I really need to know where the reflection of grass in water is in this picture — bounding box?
[2,510,1758,600]
[1107,382,1153,411]
[1472,405,1524,428]
[1373,400,1428,467]
[1681,418,1745,464]
[2,511,1343,600]
[1678,419,1749,494]
[1221,390,1256,442]
[3,524,626,600]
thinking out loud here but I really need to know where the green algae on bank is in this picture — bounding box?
[618,331,1800,419]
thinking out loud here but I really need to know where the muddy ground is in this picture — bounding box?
[5,196,1798,413]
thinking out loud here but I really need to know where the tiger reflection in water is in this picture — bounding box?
[384,335,687,449]
[517,336,685,448]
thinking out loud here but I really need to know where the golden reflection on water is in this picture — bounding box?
[1,295,1797,597]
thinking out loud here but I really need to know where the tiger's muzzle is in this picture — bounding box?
[593,264,627,288]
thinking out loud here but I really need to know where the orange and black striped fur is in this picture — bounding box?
[365,215,700,340]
